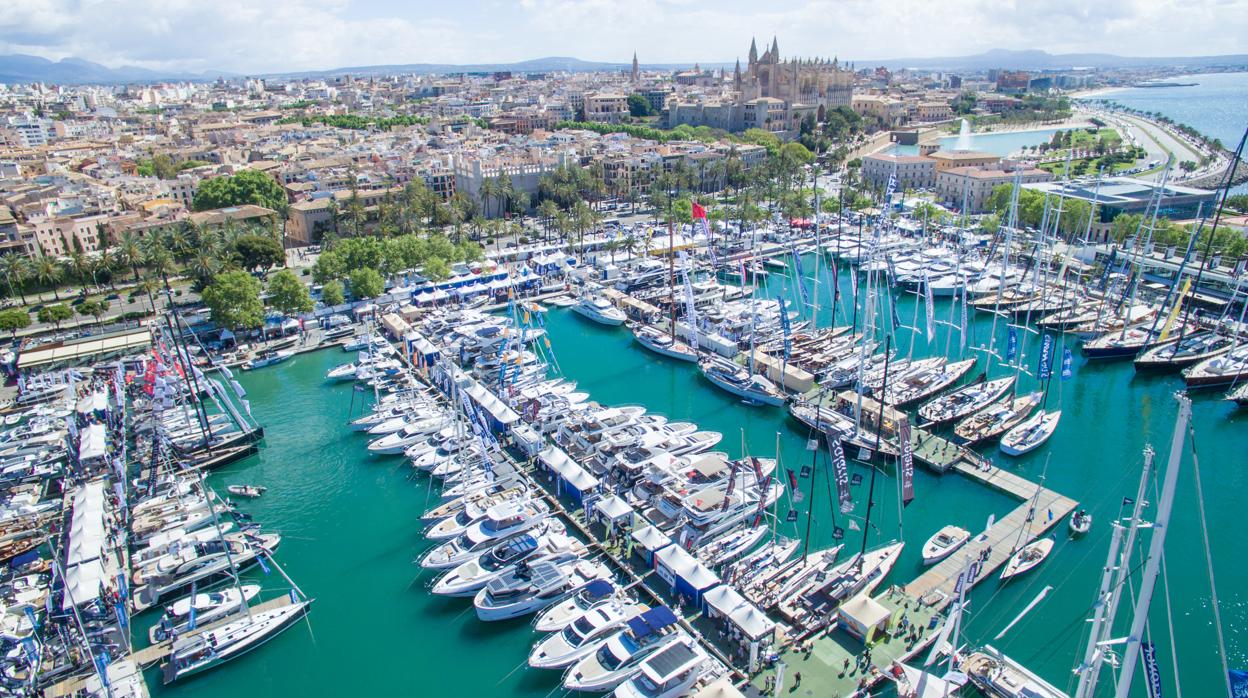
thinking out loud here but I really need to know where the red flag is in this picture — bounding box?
[691,202,707,219]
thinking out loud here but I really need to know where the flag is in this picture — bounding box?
[832,526,845,540]
[692,202,710,236]
[899,417,914,506]
[1037,334,1055,380]
[751,475,772,527]
[1006,327,1018,362]
[1122,496,1135,507]
[777,297,793,361]
[960,288,968,351]
[1061,348,1074,380]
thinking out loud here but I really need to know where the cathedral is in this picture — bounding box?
[734,36,854,110]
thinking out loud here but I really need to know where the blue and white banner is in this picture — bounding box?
[1006,327,1018,362]
[1141,642,1163,698]
[1038,334,1055,380]
[1061,347,1074,380]
[1228,669,1248,698]
[777,297,792,361]
[960,287,969,351]
[791,246,810,311]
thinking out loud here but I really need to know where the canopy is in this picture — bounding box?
[595,495,634,524]
[62,558,106,611]
[78,423,107,462]
[463,381,520,426]
[702,585,775,639]
[537,445,600,494]
[693,678,747,698]
[654,544,720,596]
[840,593,892,642]
[630,525,672,553]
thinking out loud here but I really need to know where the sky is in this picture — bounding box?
[1,0,1245,74]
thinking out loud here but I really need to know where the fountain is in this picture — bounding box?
[954,118,973,150]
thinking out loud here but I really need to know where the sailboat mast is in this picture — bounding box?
[1074,446,1154,698]
[1114,395,1191,698]
[668,194,676,337]
[858,333,892,569]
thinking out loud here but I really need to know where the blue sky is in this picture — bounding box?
[0,0,1243,73]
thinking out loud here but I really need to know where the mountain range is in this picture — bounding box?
[2,49,1246,84]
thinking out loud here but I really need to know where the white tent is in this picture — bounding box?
[78,423,107,462]
[595,495,634,526]
[728,602,777,641]
[537,445,600,498]
[631,525,672,555]
[654,545,720,601]
[463,381,520,426]
[840,593,893,642]
[61,558,106,610]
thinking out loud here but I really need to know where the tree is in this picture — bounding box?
[32,254,62,299]
[321,280,345,306]
[627,94,652,118]
[37,303,73,329]
[77,299,110,325]
[0,309,30,336]
[267,269,312,316]
[202,270,265,330]
[348,267,384,299]
[423,257,450,282]
[1225,194,1248,214]
[0,254,30,303]
[232,234,285,273]
[192,170,286,212]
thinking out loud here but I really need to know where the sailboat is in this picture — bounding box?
[161,596,313,684]
[632,220,700,362]
[999,537,1054,580]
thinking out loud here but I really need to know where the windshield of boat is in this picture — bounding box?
[598,634,637,671]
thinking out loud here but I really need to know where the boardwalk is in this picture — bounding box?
[904,461,1077,608]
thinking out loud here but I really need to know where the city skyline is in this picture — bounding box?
[2,0,1245,75]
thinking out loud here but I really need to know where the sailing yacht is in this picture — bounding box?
[148,584,262,643]
[698,356,786,406]
[160,597,313,684]
[999,410,1062,456]
[917,376,1015,426]
[999,538,1054,580]
[962,645,1068,698]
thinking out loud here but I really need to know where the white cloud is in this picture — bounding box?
[0,0,1244,73]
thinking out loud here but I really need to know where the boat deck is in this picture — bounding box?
[741,589,940,697]
[904,461,1077,608]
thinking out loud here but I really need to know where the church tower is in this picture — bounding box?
[631,52,639,83]
[748,37,758,66]
[733,59,742,92]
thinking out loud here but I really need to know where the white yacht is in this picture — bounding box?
[572,294,627,326]
[473,559,612,622]
[562,608,684,692]
[160,598,312,684]
[432,533,582,597]
[529,602,646,669]
[612,636,710,698]
[921,525,970,565]
[148,584,262,643]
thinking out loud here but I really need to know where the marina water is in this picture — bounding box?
[149,251,1247,697]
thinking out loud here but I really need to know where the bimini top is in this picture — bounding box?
[626,606,678,639]
[582,579,615,600]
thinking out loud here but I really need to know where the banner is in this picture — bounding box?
[1141,642,1163,698]
[751,475,772,527]
[1228,670,1248,697]
[961,287,969,351]
[924,270,936,342]
[899,417,914,506]
[1037,334,1055,380]
[829,437,853,514]
[791,246,810,311]
[722,460,739,511]
[777,297,792,361]
[891,294,902,330]
[1006,327,1018,362]
[1061,348,1074,380]
[786,468,803,502]
[1158,278,1191,342]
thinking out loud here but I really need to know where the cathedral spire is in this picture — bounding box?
[748,37,758,65]
[733,58,742,91]
[631,52,639,83]
[770,36,779,62]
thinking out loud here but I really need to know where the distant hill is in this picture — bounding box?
[0,54,223,84]
[869,48,1248,71]
[3,48,1246,85]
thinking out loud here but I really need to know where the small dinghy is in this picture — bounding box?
[1068,510,1092,536]
[227,485,266,499]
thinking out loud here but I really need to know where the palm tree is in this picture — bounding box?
[186,250,221,291]
[538,200,559,244]
[94,250,117,290]
[33,254,62,299]
[0,254,29,303]
[66,251,93,288]
[144,246,175,292]
[478,177,498,219]
[115,231,143,284]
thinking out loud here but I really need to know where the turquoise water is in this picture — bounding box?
[1082,72,1248,148]
[149,253,1247,697]
[891,129,1062,157]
